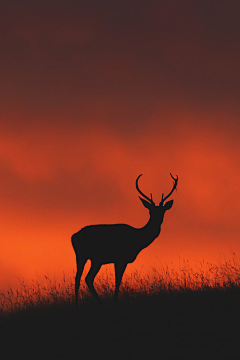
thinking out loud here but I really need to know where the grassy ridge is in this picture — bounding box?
[1,257,240,359]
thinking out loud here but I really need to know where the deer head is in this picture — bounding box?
[136,173,178,223]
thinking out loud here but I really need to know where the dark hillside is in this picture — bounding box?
[1,262,240,359]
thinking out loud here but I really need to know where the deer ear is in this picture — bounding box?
[163,200,173,211]
[139,197,152,210]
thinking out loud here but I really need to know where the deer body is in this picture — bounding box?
[72,174,178,306]
[72,220,161,265]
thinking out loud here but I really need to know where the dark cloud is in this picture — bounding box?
[0,0,239,124]
[0,160,125,218]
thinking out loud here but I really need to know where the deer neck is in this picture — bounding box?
[139,216,162,249]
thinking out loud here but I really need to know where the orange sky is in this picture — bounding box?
[1,1,240,291]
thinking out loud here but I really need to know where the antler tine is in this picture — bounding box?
[170,173,178,182]
[159,193,164,206]
[136,174,154,204]
[160,173,178,205]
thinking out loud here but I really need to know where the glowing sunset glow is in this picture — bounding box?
[1,1,240,293]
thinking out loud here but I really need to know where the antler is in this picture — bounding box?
[159,173,178,206]
[136,174,154,204]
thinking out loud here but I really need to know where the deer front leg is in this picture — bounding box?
[114,262,127,302]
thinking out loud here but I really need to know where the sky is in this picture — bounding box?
[1,0,240,291]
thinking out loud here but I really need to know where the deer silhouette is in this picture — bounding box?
[71,173,178,306]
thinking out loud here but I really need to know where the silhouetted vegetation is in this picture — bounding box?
[1,256,240,359]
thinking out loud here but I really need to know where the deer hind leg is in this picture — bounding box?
[85,261,102,303]
[75,256,87,308]
[113,262,127,302]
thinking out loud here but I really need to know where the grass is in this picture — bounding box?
[1,255,240,315]
[1,256,240,359]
